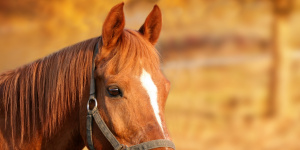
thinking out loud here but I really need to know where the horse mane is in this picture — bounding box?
[0,29,160,146]
[0,37,98,145]
[102,29,160,75]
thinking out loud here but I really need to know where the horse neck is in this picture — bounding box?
[0,43,95,149]
[40,105,85,150]
[38,65,91,149]
[0,69,88,149]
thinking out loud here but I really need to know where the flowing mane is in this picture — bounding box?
[0,29,160,146]
[0,37,97,144]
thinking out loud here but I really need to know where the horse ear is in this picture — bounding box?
[102,2,125,48]
[139,5,162,45]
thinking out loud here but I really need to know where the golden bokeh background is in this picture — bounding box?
[1,0,300,149]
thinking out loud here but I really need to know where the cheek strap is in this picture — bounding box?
[86,99,176,150]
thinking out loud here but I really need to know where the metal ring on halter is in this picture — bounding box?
[119,144,127,150]
[87,97,98,111]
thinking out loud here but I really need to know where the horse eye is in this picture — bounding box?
[107,86,122,97]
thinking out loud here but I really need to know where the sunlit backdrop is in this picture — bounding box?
[1,0,300,149]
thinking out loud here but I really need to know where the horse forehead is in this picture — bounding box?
[138,68,166,84]
[138,68,165,94]
[102,66,165,88]
[139,69,156,87]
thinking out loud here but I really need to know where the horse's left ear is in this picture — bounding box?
[139,5,162,45]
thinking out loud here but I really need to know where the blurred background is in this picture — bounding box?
[1,0,300,149]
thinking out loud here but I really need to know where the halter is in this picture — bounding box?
[86,37,176,150]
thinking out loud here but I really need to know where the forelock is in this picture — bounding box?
[103,29,160,75]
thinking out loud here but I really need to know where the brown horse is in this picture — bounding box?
[0,3,174,150]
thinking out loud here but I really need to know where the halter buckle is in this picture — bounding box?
[118,144,127,150]
[87,96,98,111]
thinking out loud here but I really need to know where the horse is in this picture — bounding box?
[0,3,175,150]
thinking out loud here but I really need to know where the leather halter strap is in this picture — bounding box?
[86,37,176,150]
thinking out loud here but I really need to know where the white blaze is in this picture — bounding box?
[140,69,164,133]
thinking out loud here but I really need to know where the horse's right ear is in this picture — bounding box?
[102,2,125,49]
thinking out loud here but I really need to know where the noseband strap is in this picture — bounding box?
[86,38,176,150]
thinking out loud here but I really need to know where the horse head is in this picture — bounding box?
[79,3,174,150]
